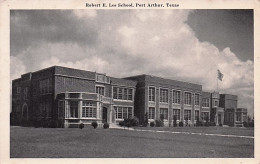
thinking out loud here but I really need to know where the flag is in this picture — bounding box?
[217,69,223,81]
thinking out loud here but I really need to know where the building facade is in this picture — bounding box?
[12,66,136,128]
[11,66,247,128]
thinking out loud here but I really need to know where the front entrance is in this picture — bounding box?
[102,107,107,123]
[218,114,222,125]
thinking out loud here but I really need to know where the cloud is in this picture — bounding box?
[10,10,254,116]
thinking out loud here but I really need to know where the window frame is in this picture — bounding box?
[95,85,105,96]
[194,93,200,106]
[173,108,180,121]
[184,91,192,106]
[172,89,181,104]
[148,107,155,120]
[184,109,192,121]
[81,101,97,118]
[148,86,156,102]
[160,108,169,120]
[159,88,169,103]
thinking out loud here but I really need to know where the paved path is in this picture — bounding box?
[112,127,254,139]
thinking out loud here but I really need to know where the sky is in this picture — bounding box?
[10,9,254,117]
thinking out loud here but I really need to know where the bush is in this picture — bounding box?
[91,121,98,129]
[119,121,125,126]
[103,122,109,129]
[209,122,216,126]
[155,119,164,127]
[219,123,223,127]
[243,121,248,127]
[119,117,139,127]
[79,123,84,129]
[179,122,183,127]
[196,121,203,127]
[150,122,155,127]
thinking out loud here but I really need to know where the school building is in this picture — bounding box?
[11,66,247,128]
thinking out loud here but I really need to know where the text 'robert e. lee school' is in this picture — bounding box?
[11,66,247,128]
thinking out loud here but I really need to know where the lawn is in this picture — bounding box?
[10,126,254,158]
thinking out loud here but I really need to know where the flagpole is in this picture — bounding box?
[217,74,218,92]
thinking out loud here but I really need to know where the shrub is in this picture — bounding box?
[243,121,248,127]
[143,113,149,127]
[79,123,84,129]
[219,123,223,127]
[119,121,125,126]
[150,122,155,127]
[179,121,183,127]
[91,121,98,129]
[155,119,164,127]
[209,122,216,126]
[196,121,203,127]
[130,117,139,126]
[103,122,109,129]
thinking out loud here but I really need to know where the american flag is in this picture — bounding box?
[217,69,224,81]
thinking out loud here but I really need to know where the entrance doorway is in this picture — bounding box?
[102,107,107,123]
[218,113,222,125]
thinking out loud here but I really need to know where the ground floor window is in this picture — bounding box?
[148,107,155,119]
[173,109,180,120]
[82,101,96,118]
[184,110,191,121]
[160,108,168,120]
[195,110,199,121]
[69,101,78,118]
[114,106,133,119]
[201,112,209,121]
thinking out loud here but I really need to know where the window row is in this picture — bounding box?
[148,87,200,105]
[113,87,133,101]
[148,108,209,121]
[114,106,133,119]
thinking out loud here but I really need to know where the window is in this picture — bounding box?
[195,94,200,106]
[160,108,168,120]
[236,112,242,122]
[113,87,133,101]
[184,110,191,121]
[82,101,96,118]
[214,100,218,107]
[114,106,133,119]
[16,87,21,99]
[23,87,28,100]
[173,90,181,104]
[148,107,155,119]
[149,87,155,102]
[69,101,78,118]
[195,110,199,121]
[202,98,210,107]
[201,112,209,121]
[96,86,105,96]
[39,78,53,95]
[173,109,180,120]
[96,74,110,84]
[160,88,168,103]
[184,92,192,105]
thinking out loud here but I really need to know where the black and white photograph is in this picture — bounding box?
[0,0,259,162]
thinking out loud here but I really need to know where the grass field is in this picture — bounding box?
[10,126,254,158]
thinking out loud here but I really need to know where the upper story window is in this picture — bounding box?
[214,100,219,107]
[24,87,28,100]
[39,78,53,95]
[172,90,181,104]
[16,87,21,99]
[148,87,155,102]
[202,98,210,107]
[96,74,110,84]
[113,87,133,101]
[194,94,200,106]
[96,86,105,96]
[159,88,168,103]
[184,92,192,105]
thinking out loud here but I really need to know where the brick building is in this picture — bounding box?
[11,66,247,128]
